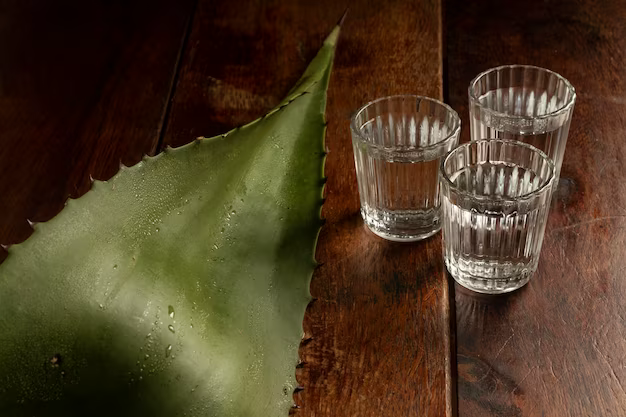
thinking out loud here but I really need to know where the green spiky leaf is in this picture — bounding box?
[0,25,338,417]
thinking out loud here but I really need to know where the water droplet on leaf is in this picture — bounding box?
[50,354,62,368]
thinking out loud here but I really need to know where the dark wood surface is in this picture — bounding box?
[0,0,195,254]
[447,0,626,415]
[161,1,454,416]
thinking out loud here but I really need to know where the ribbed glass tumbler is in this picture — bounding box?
[440,140,555,294]
[469,65,576,177]
[351,95,461,241]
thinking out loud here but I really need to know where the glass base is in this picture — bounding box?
[366,223,440,242]
[362,207,440,242]
[445,257,533,294]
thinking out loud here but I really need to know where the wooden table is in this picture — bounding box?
[1,0,624,415]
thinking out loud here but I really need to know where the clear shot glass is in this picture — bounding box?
[351,95,461,241]
[469,65,575,178]
[440,139,555,293]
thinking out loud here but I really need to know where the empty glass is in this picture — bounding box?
[351,95,461,241]
[440,139,555,293]
[469,65,576,177]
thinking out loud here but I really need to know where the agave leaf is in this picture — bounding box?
[0,25,338,416]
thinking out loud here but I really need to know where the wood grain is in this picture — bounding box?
[0,0,195,251]
[161,0,454,415]
[447,0,626,414]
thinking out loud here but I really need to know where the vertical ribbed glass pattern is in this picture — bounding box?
[351,95,460,241]
[469,65,576,177]
[440,140,555,293]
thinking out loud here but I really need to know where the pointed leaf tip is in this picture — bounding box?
[280,23,341,105]
[325,25,341,47]
[338,9,348,27]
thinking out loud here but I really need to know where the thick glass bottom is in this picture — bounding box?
[362,207,440,242]
[445,256,534,294]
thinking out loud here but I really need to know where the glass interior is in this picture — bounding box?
[442,139,554,200]
[469,65,575,118]
[351,95,460,154]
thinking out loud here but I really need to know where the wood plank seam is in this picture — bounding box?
[155,0,200,154]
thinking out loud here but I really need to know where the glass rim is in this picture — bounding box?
[350,94,461,154]
[468,64,577,122]
[440,139,556,203]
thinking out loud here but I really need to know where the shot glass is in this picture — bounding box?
[469,65,576,177]
[440,139,555,294]
[351,95,461,241]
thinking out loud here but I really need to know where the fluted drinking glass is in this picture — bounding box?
[440,139,555,293]
[351,95,460,241]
